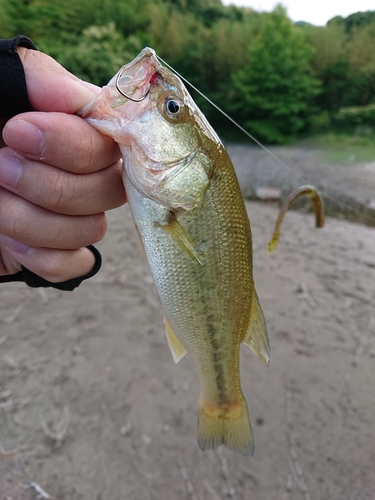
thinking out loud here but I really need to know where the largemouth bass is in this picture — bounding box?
[80,48,269,456]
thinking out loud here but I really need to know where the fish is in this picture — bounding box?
[80,47,269,456]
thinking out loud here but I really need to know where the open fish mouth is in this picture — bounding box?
[115,47,160,102]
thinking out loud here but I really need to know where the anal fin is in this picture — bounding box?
[243,289,270,365]
[163,315,187,363]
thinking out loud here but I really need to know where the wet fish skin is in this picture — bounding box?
[80,48,269,456]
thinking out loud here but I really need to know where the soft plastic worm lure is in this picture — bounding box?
[267,185,325,253]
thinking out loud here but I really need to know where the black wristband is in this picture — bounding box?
[0,245,102,291]
[0,35,37,117]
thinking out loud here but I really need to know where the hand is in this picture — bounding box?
[0,48,126,282]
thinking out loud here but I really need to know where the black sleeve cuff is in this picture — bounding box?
[0,245,102,291]
[0,35,38,117]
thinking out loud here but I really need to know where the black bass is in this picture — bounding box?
[80,48,269,456]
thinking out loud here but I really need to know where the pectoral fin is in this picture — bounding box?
[158,217,204,266]
[163,315,187,363]
[243,289,270,365]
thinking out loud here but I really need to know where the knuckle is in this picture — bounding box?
[0,189,26,238]
[74,131,99,174]
[43,174,63,210]
[39,171,76,214]
[78,129,119,174]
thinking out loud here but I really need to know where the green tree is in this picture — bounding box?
[55,23,144,86]
[306,15,375,113]
[230,5,320,143]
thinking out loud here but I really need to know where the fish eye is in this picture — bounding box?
[163,97,184,118]
[167,100,180,114]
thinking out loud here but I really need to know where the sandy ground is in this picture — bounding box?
[1,148,375,500]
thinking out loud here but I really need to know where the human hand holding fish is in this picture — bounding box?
[80,48,324,455]
[0,47,126,283]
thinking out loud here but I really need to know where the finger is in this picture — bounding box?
[3,112,120,173]
[17,47,100,113]
[1,234,96,283]
[0,187,107,249]
[0,148,125,215]
[0,236,21,276]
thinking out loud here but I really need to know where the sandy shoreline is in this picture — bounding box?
[1,189,375,499]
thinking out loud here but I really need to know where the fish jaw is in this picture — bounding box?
[79,47,160,143]
[114,47,159,102]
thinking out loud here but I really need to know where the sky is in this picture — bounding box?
[221,0,375,26]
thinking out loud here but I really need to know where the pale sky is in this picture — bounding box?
[221,0,375,26]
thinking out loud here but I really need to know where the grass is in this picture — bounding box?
[295,132,375,164]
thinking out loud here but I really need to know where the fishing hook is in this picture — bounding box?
[116,66,150,102]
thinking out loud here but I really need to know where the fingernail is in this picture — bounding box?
[2,235,30,255]
[3,120,45,156]
[0,152,23,188]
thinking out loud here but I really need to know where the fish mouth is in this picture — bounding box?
[115,47,161,102]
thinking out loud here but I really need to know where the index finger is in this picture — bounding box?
[18,47,99,113]
[3,112,120,173]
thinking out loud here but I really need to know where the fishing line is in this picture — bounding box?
[157,55,375,227]
[157,56,303,183]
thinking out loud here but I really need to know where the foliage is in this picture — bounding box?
[0,0,375,142]
[334,104,375,131]
[55,23,145,86]
[329,10,375,33]
[302,11,375,125]
[230,6,320,143]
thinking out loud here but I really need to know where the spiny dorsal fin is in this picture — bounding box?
[163,315,187,363]
[242,289,270,365]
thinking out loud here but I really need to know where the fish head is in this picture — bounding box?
[81,48,222,211]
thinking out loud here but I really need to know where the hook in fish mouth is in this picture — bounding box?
[115,48,160,102]
[115,67,151,102]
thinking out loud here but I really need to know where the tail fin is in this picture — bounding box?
[197,395,254,456]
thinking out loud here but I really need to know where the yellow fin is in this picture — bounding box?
[243,289,270,365]
[163,315,187,363]
[158,217,204,266]
[197,395,254,456]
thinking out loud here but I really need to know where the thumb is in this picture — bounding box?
[18,47,100,114]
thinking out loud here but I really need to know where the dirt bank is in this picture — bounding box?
[229,144,375,226]
[1,189,375,499]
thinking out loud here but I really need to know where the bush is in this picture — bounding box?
[334,103,375,133]
[54,23,144,86]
